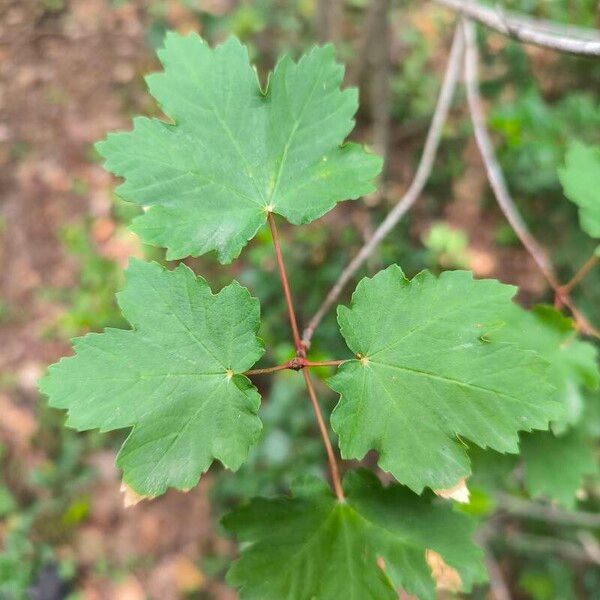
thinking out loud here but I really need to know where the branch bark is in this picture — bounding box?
[434,0,600,56]
[301,24,465,348]
[498,531,600,565]
[483,548,513,600]
[559,252,599,295]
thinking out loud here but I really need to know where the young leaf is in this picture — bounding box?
[521,429,598,509]
[223,470,486,600]
[38,259,264,498]
[558,141,600,241]
[96,33,382,263]
[490,304,599,433]
[328,265,561,493]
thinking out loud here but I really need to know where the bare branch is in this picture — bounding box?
[435,0,600,56]
[462,19,554,278]
[301,24,465,348]
[483,548,513,600]
[496,493,600,528]
[462,18,599,338]
[559,252,599,295]
[498,531,600,565]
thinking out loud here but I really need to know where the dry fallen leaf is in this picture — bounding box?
[433,477,470,504]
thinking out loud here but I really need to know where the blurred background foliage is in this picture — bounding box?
[0,0,599,598]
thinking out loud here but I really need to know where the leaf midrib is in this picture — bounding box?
[371,359,535,406]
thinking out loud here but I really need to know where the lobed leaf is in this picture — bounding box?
[490,304,599,433]
[96,33,382,263]
[328,265,562,493]
[223,470,486,600]
[39,259,264,498]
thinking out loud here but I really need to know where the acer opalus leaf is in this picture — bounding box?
[39,259,264,498]
[328,265,562,493]
[521,429,598,509]
[223,470,486,600]
[558,141,600,239]
[96,33,382,263]
[490,304,599,433]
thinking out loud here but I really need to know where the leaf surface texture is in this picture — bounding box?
[97,34,382,262]
[223,470,486,600]
[328,266,561,492]
[39,259,264,496]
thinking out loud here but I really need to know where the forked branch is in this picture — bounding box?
[496,493,600,528]
[301,24,465,348]
[435,0,600,56]
[559,252,599,296]
[267,212,345,502]
[462,18,599,339]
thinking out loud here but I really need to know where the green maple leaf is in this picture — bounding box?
[328,265,562,493]
[468,446,518,495]
[223,470,486,600]
[38,259,264,497]
[558,141,600,242]
[490,304,599,433]
[521,429,598,509]
[96,33,382,263]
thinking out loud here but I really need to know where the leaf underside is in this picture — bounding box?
[328,265,562,493]
[223,470,486,600]
[39,259,264,497]
[96,33,382,263]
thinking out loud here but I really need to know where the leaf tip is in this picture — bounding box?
[433,477,470,504]
[120,482,149,508]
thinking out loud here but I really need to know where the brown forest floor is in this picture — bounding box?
[0,1,238,597]
[0,0,553,597]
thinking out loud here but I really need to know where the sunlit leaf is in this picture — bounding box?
[328,266,561,492]
[97,33,382,263]
[39,259,264,497]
